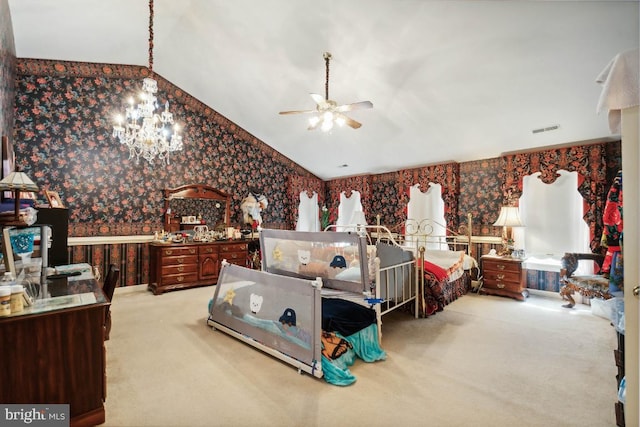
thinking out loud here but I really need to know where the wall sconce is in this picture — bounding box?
[493,206,524,256]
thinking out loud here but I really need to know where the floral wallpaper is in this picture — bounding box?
[13,59,318,236]
[370,172,400,228]
[459,158,504,236]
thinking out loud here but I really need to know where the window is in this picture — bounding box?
[295,191,320,232]
[517,170,590,273]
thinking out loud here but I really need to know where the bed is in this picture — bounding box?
[207,229,417,385]
[372,218,479,317]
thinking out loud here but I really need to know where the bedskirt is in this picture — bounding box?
[419,271,471,317]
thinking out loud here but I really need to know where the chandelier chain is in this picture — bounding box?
[148,0,154,73]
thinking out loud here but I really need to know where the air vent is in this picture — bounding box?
[532,125,560,134]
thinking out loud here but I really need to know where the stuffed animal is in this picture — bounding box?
[240,192,268,227]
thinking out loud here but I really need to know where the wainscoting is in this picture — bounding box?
[68,236,153,287]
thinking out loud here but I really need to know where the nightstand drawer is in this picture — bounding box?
[483,279,522,293]
[483,260,521,274]
[483,270,521,284]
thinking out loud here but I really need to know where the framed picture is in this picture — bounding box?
[45,191,64,208]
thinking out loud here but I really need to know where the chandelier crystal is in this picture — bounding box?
[112,0,183,165]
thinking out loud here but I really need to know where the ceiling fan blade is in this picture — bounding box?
[279,109,316,115]
[310,93,325,105]
[335,100,373,113]
[337,113,362,129]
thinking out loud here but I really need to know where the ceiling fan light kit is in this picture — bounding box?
[279,52,373,131]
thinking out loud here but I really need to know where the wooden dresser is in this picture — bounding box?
[480,255,528,301]
[148,240,250,295]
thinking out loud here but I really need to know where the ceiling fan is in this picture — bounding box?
[279,52,373,131]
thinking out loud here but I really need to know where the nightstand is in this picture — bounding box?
[480,255,528,301]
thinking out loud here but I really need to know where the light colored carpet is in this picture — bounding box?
[104,285,617,427]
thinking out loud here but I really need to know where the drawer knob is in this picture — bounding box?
[178,266,184,272]
[497,274,505,280]
[166,250,173,255]
[177,276,184,282]
[497,264,505,270]
[497,284,505,289]
[189,249,196,254]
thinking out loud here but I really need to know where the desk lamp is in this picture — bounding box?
[0,170,39,226]
[493,206,524,256]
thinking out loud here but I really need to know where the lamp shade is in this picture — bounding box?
[0,171,39,192]
[493,206,524,227]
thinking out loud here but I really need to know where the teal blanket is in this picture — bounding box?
[321,323,386,386]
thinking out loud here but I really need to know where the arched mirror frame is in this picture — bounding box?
[164,184,231,232]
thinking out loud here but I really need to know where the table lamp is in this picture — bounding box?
[0,170,39,226]
[493,206,524,256]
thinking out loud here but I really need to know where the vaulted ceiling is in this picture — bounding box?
[7,0,639,179]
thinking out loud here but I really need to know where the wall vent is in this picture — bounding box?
[532,124,560,134]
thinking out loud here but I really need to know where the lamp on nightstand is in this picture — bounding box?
[0,170,39,226]
[493,206,524,256]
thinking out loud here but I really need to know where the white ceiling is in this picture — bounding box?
[7,0,639,179]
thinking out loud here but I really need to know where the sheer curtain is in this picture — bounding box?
[517,170,590,272]
[406,183,446,249]
[336,190,365,231]
[295,191,320,232]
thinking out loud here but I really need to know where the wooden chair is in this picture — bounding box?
[102,264,120,340]
[559,252,609,308]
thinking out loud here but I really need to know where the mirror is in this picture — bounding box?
[164,184,231,233]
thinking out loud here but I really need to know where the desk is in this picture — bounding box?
[0,276,108,427]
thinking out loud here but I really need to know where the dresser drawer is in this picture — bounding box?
[162,272,199,286]
[161,255,198,266]
[199,245,217,255]
[222,251,246,265]
[219,243,248,253]
[162,263,198,276]
[159,246,198,257]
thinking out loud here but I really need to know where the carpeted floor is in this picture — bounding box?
[104,285,617,427]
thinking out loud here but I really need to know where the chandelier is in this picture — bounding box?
[112,0,183,165]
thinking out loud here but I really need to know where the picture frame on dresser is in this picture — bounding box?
[45,190,64,208]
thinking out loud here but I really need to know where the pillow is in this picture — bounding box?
[335,267,362,282]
